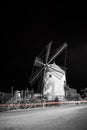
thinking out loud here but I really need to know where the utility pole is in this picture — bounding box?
[11,86,13,103]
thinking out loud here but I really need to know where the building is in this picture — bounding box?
[43,63,66,101]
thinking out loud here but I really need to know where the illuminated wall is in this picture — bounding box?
[43,64,66,101]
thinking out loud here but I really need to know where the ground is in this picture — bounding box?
[0,104,87,130]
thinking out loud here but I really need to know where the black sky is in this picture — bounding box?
[0,2,87,93]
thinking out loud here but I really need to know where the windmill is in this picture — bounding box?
[29,41,67,101]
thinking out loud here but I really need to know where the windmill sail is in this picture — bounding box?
[34,57,44,67]
[41,41,53,93]
[48,43,67,64]
[45,41,52,63]
[29,67,44,85]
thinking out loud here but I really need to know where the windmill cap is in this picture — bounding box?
[48,63,65,74]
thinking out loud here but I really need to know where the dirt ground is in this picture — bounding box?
[0,104,87,130]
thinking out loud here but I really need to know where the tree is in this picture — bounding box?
[81,88,87,99]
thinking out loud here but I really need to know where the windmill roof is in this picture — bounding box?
[48,63,65,79]
[50,63,65,73]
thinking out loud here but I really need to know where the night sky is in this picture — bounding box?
[0,2,87,93]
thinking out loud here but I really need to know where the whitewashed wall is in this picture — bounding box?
[43,71,66,100]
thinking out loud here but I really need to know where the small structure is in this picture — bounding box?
[14,90,21,101]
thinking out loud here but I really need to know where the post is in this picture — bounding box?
[11,86,14,104]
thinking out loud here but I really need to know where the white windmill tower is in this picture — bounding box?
[29,41,67,101]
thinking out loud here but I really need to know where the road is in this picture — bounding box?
[0,104,87,130]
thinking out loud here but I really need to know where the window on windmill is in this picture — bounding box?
[64,81,66,83]
[49,74,52,78]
